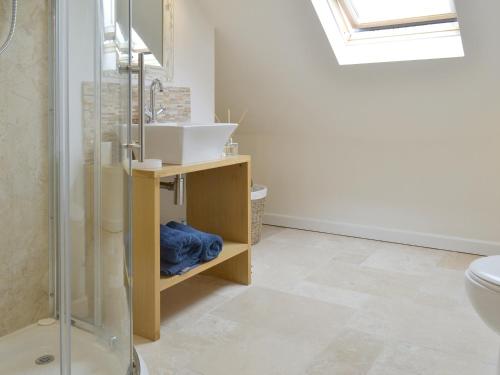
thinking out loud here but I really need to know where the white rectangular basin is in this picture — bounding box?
[132,123,238,165]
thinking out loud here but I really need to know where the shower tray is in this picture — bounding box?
[0,323,147,374]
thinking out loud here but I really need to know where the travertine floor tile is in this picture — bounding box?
[260,225,287,240]
[305,329,384,375]
[135,229,497,375]
[263,227,344,250]
[415,267,477,315]
[438,251,482,271]
[183,274,250,299]
[360,243,444,276]
[308,260,424,299]
[158,279,230,332]
[210,287,354,342]
[347,296,498,364]
[367,341,497,375]
[289,280,374,309]
[188,323,326,375]
[251,238,338,292]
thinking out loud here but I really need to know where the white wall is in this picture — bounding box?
[170,0,214,123]
[160,0,215,223]
[198,0,500,255]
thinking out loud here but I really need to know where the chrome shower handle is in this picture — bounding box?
[138,53,146,162]
[137,52,152,162]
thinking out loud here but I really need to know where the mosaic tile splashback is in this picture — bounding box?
[82,73,191,162]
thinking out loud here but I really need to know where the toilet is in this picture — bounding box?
[465,256,500,374]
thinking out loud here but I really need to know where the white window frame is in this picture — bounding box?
[311,0,464,65]
[338,0,458,29]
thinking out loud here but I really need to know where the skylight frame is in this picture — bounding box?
[311,0,465,65]
[331,0,461,42]
[338,0,458,29]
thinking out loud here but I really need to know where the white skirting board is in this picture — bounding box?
[263,213,500,256]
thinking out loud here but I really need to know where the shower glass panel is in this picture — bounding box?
[63,0,134,373]
[0,0,136,373]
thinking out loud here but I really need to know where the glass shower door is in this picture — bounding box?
[92,0,135,372]
[56,0,134,373]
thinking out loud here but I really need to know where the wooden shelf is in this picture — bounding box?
[132,155,251,341]
[160,241,249,291]
[133,155,251,178]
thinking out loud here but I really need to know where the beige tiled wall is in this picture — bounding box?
[0,0,50,336]
[82,71,191,162]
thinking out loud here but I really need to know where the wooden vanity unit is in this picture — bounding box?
[132,155,252,341]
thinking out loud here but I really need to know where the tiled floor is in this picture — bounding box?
[135,226,499,375]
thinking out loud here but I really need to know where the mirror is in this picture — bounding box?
[116,0,175,80]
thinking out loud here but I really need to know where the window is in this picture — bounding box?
[311,0,464,65]
[339,0,457,28]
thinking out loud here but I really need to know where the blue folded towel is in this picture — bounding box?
[160,258,198,277]
[166,221,223,262]
[159,225,202,276]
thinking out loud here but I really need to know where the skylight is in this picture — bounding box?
[311,0,464,65]
[340,0,457,28]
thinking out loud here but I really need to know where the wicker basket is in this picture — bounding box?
[251,185,268,245]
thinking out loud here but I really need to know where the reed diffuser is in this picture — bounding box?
[216,109,248,157]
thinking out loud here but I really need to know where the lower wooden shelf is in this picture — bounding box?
[132,156,252,341]
[159,241,249,291]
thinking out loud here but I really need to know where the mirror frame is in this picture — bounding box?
[162,0,175,81]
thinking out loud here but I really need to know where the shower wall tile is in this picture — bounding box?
[0,0,50,336]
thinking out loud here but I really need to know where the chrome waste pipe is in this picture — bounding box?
[160,175,185,206]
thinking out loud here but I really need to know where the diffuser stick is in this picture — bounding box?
[238,109,249,125]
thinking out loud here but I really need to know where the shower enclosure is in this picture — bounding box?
[0,0,142,373]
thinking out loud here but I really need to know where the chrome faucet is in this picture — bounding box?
[146,78,165,123]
